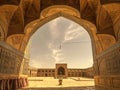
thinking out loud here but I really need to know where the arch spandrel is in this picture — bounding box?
[102,3,120,40]
[80,0,100,25]
[97,34,116,51]
[0,5,18,39]
[7,7,24,37]
[6,34,24,50]
[22,0,40,26]
[97,6,115,36]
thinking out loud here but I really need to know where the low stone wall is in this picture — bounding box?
[94,41,120,90]
[81,67,94,78]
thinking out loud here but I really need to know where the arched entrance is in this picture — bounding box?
[58,67,65,75]
[23,5,99,58]
[0,1,120,90]
[21,5,99,86]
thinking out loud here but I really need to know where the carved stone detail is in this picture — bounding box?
[0,42,24,75]
[6,34,24,50]
[95,41,120,75]
[40,5,80,19]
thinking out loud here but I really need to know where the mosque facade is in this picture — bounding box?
[29,64,94,78]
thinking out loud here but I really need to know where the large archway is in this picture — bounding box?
[21,5,120,90]
[22,5,99,88]
[23,6,99,58]
[28,16,94,68]
[0,2,120,90]
[28,16,95,83]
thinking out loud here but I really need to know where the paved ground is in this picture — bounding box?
[23,77,95,90]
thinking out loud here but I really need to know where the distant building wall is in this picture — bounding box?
[68,69,82,77]
[81,67,94,78]
[29,64,94,78]
[37,69,55,77]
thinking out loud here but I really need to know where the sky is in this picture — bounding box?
[28,17,93,69]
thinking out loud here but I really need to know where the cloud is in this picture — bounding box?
[47,17,67,63]
[48,18,61,39]
[52,49,66,63]
[63,23,86,42]
[48,42,66,63]
[47,17,87,64]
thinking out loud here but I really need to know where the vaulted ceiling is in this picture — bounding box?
[0,0,120,41]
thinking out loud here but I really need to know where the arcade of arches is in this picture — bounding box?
[0,0,120,90]
[29,64,94,78]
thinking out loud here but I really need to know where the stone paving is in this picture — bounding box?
[22,77,95,90]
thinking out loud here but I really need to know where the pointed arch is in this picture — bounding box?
[58,67,65,75]
[23,13,99,57]
[21,5,101,62]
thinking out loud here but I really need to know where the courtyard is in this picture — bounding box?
[24,77,95,90]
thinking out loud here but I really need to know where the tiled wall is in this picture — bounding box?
[94,41,120,90]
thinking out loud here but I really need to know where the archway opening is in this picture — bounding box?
[28,17,93,68]
[58,67,65,75]
[26,16,95,88]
